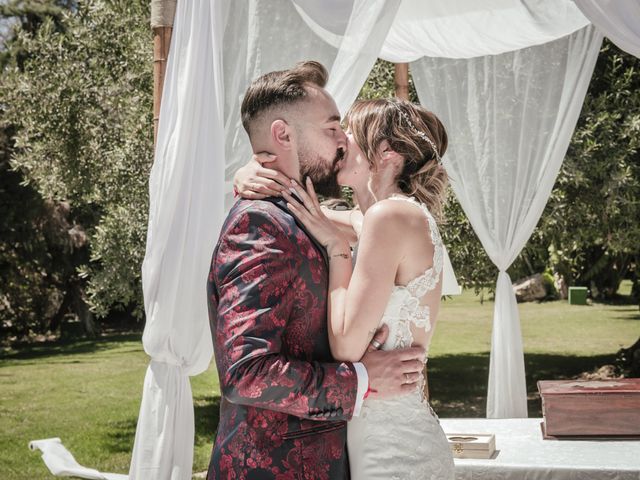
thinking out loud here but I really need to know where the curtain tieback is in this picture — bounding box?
[151,357,186,369]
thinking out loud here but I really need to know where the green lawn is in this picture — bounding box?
[1,285,638,479]
[429,284,639,417]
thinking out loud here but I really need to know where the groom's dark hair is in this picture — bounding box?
[241,60,328,136]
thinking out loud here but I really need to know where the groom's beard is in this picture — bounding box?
[299,148,344,199]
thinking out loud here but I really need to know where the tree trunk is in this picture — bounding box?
[49,287,73,333]
[70,282,98,338]
[617,337,640,378]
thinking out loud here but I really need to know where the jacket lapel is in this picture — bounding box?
[265,197,329,266]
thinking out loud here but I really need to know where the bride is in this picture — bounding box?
[236,98,455,480]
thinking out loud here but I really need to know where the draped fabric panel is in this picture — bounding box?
[381,0,589,60]
[412,25,603,418]
[291,0,590,61]
[128,0,227,478]
[324,0,400,114]
[574,0,640,58]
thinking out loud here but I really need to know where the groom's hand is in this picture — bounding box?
[360,326,425,399]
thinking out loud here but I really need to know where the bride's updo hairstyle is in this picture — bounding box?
[345,98,448,222]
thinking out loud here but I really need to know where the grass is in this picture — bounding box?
[428,283,639,417]
[1,282,638,479]
[0,333,221,479]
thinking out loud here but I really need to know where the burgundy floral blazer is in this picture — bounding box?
[206,198,358,480]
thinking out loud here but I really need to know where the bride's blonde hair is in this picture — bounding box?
[345,99,448,222]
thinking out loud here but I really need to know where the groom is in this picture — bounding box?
[207,61,425,479]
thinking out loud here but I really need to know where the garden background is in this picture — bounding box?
[0,1,638,478]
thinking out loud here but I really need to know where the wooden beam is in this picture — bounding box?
[153,25,172,146]
[394,62,410,100]
[151,0,176,147]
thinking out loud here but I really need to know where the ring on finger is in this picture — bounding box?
[404,373,410,384]
[370,339,382,350]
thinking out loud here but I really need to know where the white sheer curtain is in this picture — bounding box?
[289,0,402,114]
[412,25,603,418]
[128,0,227,478]
[379,0,589,61]
[574,0,640,58]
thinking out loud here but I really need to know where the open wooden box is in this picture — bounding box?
[538,378,640,439]
[446,433,496,459]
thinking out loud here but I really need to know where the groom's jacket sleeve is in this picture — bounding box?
[210,204,358,421]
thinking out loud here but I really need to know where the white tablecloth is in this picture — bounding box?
[440,418,640,480]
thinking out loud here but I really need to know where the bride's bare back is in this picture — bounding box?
[391,195,443,352]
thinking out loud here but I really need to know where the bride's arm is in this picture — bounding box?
[329,204,405,361]
[283,184,404,362]
[321,208,359,246]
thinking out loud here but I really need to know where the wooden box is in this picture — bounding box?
[446,433,496,459]
[538,379,640,438]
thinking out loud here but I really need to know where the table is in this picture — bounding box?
[440,418,640,480]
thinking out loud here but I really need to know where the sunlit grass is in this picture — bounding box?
[0,281,637,479]
[0,335,219,479]
[428,280,639,417]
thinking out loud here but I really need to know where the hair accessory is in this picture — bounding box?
[397,108,442,164]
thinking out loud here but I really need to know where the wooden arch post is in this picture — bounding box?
[394,62,410,100]
[151,0,177,146]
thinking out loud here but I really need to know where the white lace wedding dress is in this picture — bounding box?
[348,196,455,480]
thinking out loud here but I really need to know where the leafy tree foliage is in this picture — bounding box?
[1,0,79,338]
[1,0,152,338]
[537,40,639,301]
[1,10,637,343]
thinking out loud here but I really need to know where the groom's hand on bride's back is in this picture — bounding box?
[360,325,425,399]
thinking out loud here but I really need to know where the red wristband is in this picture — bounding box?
[363,382,377,399]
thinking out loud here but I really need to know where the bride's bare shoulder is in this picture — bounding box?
[361,198,426,239]
[364,198,424,222]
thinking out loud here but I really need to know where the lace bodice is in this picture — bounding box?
[381,195,444,352]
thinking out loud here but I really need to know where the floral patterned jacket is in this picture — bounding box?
[206,198,358,480]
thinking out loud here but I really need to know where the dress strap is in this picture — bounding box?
[387,195,444,298]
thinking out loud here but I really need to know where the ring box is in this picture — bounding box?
[445,433,496,459]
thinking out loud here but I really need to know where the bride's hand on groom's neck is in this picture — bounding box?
[233,153,289,199]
